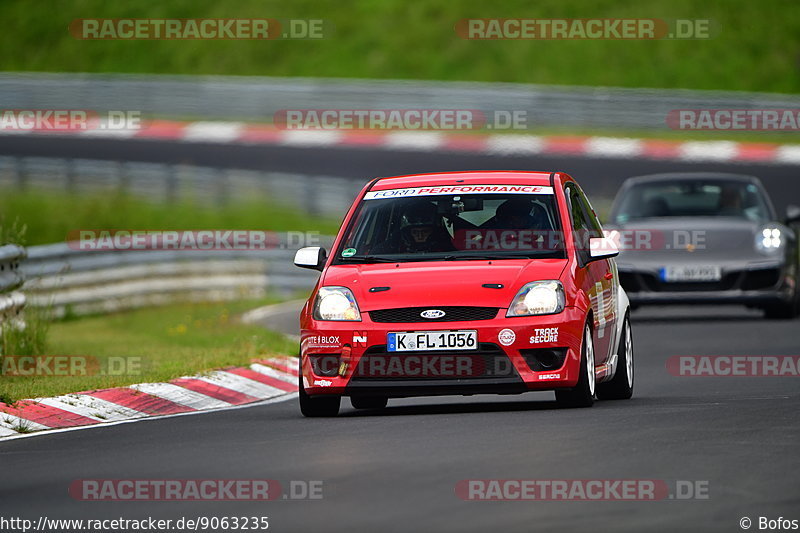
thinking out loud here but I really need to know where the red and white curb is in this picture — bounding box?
[0,356,299,440]
[3,119,800,165]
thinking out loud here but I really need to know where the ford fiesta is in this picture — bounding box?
[293,171,633,417]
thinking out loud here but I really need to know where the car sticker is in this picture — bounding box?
[364,184,554,200]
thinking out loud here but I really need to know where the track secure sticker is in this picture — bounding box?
[341,248,356,257]
[530,327,559,344]
[498,329,516,346]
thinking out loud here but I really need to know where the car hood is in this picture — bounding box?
[608,217,780,266]
[321,259,567,310]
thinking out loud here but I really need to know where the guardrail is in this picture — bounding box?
[22,236,332,318]
[0,244,27,331]
[2,72,800,131]
[0,156,365,217]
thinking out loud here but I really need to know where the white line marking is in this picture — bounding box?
[382,131,444,151]
[183,121,245,142]
[0,426,19,437]
[0,413,50,432]
[485,134,545,154]
[251,363,297,385]
[196,370,286,399]
[240,299,305,323]
[130,383,232,410]
[775,145,800,164]
[73,395,148,420]
[585,137,643,158]
[0,393,296,443]
[35,396,107,421]
[678,141,739,161]
[280,129,343,146]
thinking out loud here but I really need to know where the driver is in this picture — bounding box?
[397,201,455,253]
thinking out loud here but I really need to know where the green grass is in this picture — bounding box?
[0,0,798,93]
[0,298,298,404]
[0,187,342,246]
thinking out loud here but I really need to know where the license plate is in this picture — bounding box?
[387,331,478,352]
[660,265,722,282]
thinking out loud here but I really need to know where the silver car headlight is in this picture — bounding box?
[756,226,783,253]
[313,287,362,321]
[507,280,565,317]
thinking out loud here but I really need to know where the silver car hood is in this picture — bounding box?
[607,217,787,270]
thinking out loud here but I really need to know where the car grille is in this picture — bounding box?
[369,306,499,323]
[741,268,781,290]
[637,272,738,292]
[620,268,781,293]
[351,343,517,380]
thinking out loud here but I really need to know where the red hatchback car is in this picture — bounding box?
[294,171,633,416]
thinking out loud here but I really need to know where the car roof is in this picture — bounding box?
[370,171,555,191]
[622,172,761,186]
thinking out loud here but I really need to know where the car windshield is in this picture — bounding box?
[334,185,566,263]
[612,179,773,224]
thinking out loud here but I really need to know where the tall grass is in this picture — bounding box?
[0,0,797,93]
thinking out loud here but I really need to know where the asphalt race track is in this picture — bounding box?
[2,135,800,213]
[1,138,799,532]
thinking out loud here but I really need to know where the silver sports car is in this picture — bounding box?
[607,173,800,319]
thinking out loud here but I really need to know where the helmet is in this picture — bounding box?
[399,202,443,249]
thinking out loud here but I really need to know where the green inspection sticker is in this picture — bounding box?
[341,248,357,257]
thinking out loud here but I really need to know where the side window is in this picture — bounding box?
[575,186,603,237]
[565,183,601,263]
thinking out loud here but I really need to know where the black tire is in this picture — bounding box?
[555,322,595,408]
[350,396,388,410]
[763,290,800,319]
[596,314,634,400]
[299,371,340,417]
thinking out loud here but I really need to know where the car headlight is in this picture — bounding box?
[313,286,361,321]
[507,280,565,317]
[756,226,783,252]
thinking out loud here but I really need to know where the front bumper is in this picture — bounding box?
[619,261,795,306]
[300,307,586,398]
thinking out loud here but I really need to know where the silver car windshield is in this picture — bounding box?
[613,180,772,224]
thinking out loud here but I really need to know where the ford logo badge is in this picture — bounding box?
[420,309,446,319]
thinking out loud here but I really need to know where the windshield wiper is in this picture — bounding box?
[442,252,554,261]
[338,255,398,263]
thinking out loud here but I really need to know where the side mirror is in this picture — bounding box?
[588,237,619,261]
[785,204,800,225]
[294,246,327,271]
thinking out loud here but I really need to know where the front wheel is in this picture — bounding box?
[555,322,595,408]
[596,314,634,400]
[299,371,340,417]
